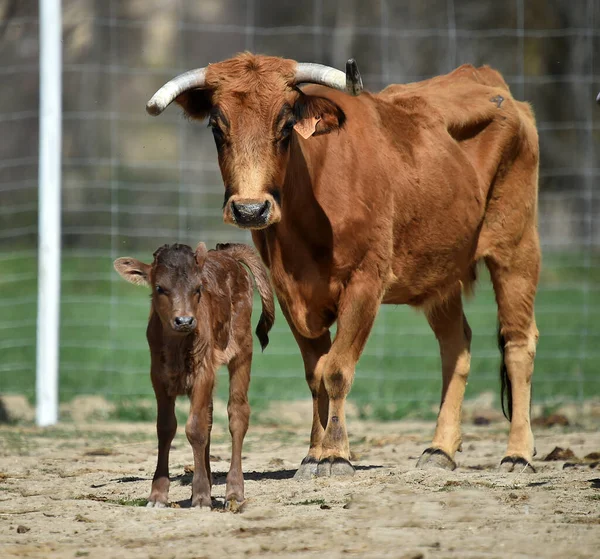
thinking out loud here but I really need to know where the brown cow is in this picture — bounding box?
[114,242,274,507]
[147,53,541,477]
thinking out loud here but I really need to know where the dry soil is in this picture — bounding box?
[0,399,599,558]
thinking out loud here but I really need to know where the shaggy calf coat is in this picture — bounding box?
[114,242,274,508]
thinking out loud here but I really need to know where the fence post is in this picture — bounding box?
[36,0,62,426]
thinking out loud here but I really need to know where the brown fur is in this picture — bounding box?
[173,53,541,474]
[113,241,274,506]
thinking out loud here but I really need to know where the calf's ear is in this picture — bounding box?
[293,93,346,138]
[113,257,151,287]
[195,242,208,268]
[175,88,213,121]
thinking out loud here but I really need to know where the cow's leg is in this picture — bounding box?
[487,235,540,472]
[147,378,176,507]
[417,289,471,470]
[225,349,251,509]
[186,371,215,507]
[278,302,332,479]
[316,273,382,477]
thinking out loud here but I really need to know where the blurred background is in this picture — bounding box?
[0,0,598,419]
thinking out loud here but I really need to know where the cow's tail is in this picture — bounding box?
[216,243,275,351]
[498,326,512,421]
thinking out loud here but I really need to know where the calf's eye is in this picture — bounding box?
[156,285,165,295]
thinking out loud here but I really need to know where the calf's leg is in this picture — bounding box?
[316,272,383,477]
[417,289,471,470]
[186,371,215,507]
[225,350,252,508]
[147,378,176,507]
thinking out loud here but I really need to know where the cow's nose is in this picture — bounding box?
[173,316,195,330]
[230,200,271,227]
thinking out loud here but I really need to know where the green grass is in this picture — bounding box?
[109,399,156,422]
[107,498,149,507]
[1,249,599,419]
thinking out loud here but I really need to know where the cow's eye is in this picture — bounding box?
[211,127,225,148]
[278,120,296,146]
[194,286,202,296]
[281,120,295,137]
[156,285,166,295]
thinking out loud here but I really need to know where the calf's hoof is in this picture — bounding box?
[499,455,536,473]
[316,457,355,477]
[294,456,319,480]
[146,499,168,508]
[416,448,457,471]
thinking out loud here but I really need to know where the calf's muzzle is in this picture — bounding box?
[173,315,196,332]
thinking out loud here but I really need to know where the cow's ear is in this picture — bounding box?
[294,93,346,137]
[175,88,214,121]
[113,257,151,287]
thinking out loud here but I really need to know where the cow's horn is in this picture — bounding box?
[596,91,600,104]
[146,67,207,116]
[294,60,363,96]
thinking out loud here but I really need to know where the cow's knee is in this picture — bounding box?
[322,359,353,401]
[503,335,537,381]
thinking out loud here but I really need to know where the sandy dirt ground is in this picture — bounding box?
[1,399,599,559]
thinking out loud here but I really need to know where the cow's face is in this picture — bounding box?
[114,243,208,335]
[174,55,346,230]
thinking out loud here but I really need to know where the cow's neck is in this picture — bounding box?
[252,139,337,337]
[280,139,332,247]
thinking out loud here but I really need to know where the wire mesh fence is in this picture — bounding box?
[0,0,599,416]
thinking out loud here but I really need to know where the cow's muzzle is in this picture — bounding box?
[224,195,281,229]
[231,200,271,227]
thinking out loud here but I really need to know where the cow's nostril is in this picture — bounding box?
[230,201,243,223]
[259,200,271,218]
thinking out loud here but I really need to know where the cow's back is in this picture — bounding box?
[377,64,536,202]
[378,63,513,120]
[367,65,538,303]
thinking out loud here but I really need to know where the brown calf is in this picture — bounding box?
[147,54,541,478]
[114,242,274,508]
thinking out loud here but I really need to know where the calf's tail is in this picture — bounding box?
[216,243,275,350]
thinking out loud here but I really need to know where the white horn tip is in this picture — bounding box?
[146,99,164,116]
[596,91,600,104]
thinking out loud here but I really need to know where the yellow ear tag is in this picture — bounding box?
[294,116,321,139]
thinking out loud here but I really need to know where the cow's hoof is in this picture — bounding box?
[225,498,245,513]
[146,500,167,508]
[294,456,319,480]
[416,448,457,471]
[316,457,355,477]
[191,495,213,508]
[499,456,536,473]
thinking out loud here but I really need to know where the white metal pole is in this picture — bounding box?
[36,0,62,427]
